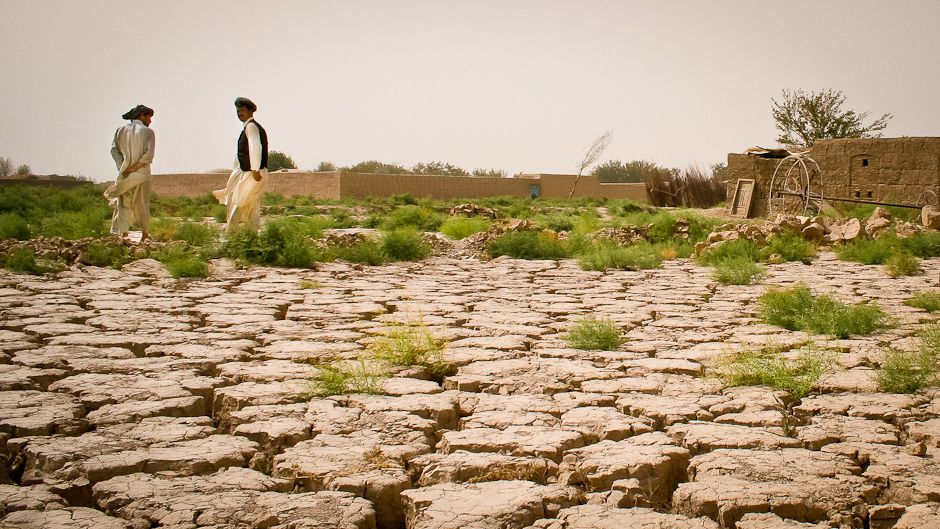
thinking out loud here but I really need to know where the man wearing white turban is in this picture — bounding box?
[213,97,268,231]
[105,104,155,240]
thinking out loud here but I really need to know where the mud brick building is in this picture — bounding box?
[728,137,940,217]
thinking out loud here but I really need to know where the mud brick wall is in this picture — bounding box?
[728,137,940,217]
[151,172,342,199]
[151,171,648,201]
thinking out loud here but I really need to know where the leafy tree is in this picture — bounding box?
[592,159,674,183]
[0,156,13,177]
[346,160,409,174]
[710,162,728,181]
[411,161,469,176]
[267,150,297,172]
[471,168,507,177]
[771,89,892,147]
[15,164,31,176]
[317,161,337,171]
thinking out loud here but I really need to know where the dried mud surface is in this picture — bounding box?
[1,252,939,529]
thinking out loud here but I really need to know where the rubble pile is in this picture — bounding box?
[449,203,500,220]
[696,206,935,257]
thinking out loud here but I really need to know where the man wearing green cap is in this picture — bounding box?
[213,97,268,230]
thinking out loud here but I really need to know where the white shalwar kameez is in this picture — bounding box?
[105,120,155,235]
[213,119,267,231]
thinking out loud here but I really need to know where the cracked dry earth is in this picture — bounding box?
[2,253,940,529]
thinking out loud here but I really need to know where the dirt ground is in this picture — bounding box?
[1,253,939,529]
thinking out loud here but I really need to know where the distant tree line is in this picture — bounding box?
[0,155,32,177]
[303,158,506,178]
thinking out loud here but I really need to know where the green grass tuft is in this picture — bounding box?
[759,284,888,338]
[697,239,761,266]
[0,213,31,240]
[578,240,663,271]
[439,217,492,239]
[564,316,623,350]
[153,247,210,278]
[330,237,386,265]
[83,242,133,268]
[711,256,766,285]
[834,237,896,265]
[714,346,834,400]
[487,231,570,260]
[369,321,451,379]
[762,231,816,263]
[381,229,431,261]
[905,291,940,312]
[885,251,920,277]
[307,360,386,397]
[1,247,66,275]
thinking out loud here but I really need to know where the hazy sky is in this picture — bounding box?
[2,1,938,181]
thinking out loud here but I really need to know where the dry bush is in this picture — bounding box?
[644,166,726,208]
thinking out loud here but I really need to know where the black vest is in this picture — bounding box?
[237,119,268,171]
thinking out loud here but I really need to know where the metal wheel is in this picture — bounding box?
[917,189,939,209]
[767,153,821,217]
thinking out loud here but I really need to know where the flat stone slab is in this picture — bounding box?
[822,441,940,506]
[440,426,586,463]
[524,504,720,529]
[401,480,579,529]
[673,448,878,528]
[558,432,690,506]
[0,484,66,517]
[19,418,246,485]
[0,507,132,529]
[797,414,900,449]
[92,468,376,529]
[409,451,558,486]
[666,421,801,454]
[0,391,86,437]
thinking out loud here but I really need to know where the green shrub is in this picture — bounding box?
[439,217,491,239]
[538,214,575,232]
[711,256,766,285]
[153,247,209,278]
[763,231,816,263]
[222,220,321,268]
[173,222,219,247]
[369,321,451,379]
[221,227,261,262]
[1,247,65,275]
[329,209,357,228]
[759,285,887,338]
[330,238,386,265]
[697,239,761,266]
[38,210,108,240]
[578,241,662,271]
[886,251,920,277]
[380,205,444,231]
[0,213,30,240]
[714,347,834,400]
[487,231,570,260]
[901,231,940,258]
[307,361,386,397]
[381,229,431,262]
[876,347,938,393]
[83,242,132,268]
[564,316,623,350]
[834,237,896,265]
[905,291,940,312]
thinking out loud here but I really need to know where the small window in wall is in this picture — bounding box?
[862,159,869,167]
[529,184,541,199]
[867,191,873,198]
[855,191,861,198]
